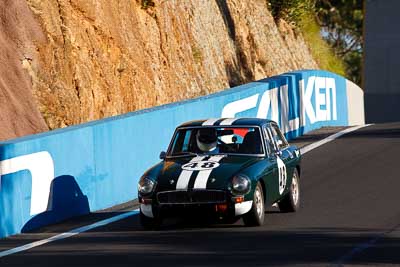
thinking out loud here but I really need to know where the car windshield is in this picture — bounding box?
[168,126,264,156]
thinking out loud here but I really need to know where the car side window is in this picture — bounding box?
[171,129,192,153]
[181,130,192,151]
[262,126,275,155]
[270,124,289,149]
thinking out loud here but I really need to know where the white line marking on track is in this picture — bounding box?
[334,235,381,266]
[334,222,400,266]
[300,124,372,155]
[0,209,139,258]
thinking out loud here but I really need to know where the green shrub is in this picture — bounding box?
[192,45,203,64]
[267,0,315,25]
[267,0,345,76]
[141,0,155,10]
[300,15,346,76]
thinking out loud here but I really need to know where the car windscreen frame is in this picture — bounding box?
[165,125,267,158]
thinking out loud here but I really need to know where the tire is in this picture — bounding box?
[140,208,162,230]
[278,169,300,212]
[243,182,265,226]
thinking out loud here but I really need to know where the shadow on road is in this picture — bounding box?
[344,122,400,139]
[5,212,399,267]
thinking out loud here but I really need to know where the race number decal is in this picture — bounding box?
[277,156,287,194]
[177,155,225,190]
[182,161,220,171]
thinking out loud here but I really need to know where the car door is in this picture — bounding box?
[260,124,282,205]
[268,123,297,198]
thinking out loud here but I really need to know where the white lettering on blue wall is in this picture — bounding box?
[221,76,338,133]
[0,151,55,216]
[257,87,279,123]
[221,94,259,117]
[280,84,300,134]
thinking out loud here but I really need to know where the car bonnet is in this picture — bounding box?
[155,155,261,192]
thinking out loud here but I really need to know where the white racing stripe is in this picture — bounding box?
[300,124,371,155]
[175,170,193,190]
[176,156,206,190]
[202,118,220,126]
[0,209,139,258]
[219,118,238,126]
[193,155,225,189]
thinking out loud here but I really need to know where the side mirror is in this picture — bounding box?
[159,151,166,160]
[276,139,283,147]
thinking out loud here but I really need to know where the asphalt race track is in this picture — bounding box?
[1,123,400,267]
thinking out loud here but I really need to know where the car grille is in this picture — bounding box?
[157,190,227,204]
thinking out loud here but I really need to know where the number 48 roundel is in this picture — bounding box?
[181,161,220,171]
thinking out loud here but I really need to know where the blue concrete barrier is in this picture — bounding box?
[0,70,357,238]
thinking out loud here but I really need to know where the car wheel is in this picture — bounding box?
[243,182,265,226]
[278,169,300,212]
[139,209,162,230]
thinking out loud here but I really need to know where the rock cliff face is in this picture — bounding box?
[1,0,318,139]
[0,0,48,141]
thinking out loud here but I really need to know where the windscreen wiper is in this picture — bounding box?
[169,152,199,158]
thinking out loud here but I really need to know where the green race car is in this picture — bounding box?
[138,118,301,229]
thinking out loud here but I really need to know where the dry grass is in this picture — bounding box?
[267,0,345,75]
[299,15,345,75]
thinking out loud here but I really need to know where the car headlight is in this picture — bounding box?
[138,176,156,195]
[231,174,251,195]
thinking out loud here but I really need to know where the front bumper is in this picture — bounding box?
[139,189,252,218]
[157,190,227,205]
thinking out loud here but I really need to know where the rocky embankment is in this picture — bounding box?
[0,0,318,140]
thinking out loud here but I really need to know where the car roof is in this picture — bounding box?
[178,118,276,128]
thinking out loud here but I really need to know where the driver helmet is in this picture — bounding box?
[196,128,217,152]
